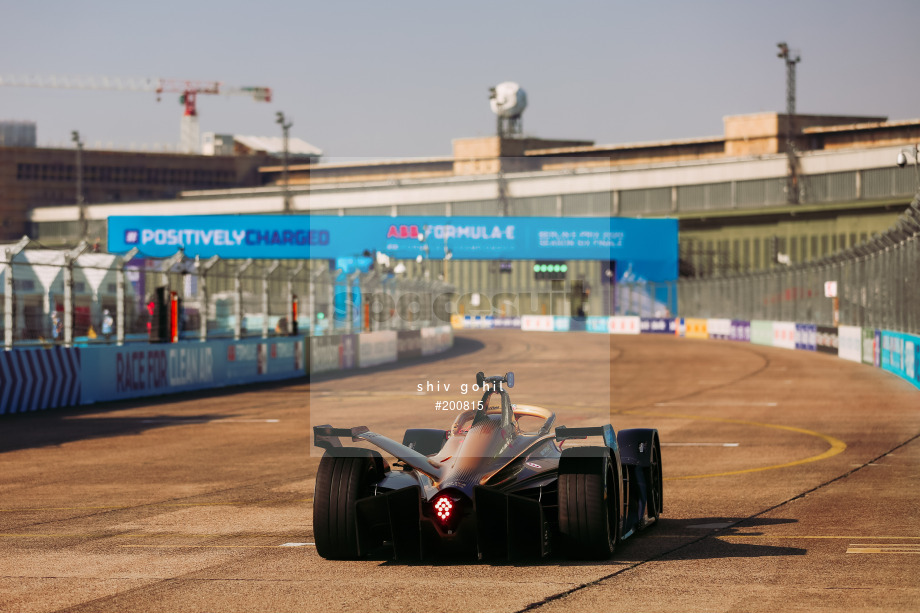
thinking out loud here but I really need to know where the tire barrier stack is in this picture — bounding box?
[450,314,920,391]
[0,325,454,414]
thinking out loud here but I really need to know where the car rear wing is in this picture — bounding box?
[554,424,617,450]
[313,424,443,479]
[313,425,370,446]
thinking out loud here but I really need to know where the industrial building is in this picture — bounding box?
[0,125,325,242]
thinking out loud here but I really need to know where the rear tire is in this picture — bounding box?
[558,447,619,560]
[313,448,380,559]
[647,435,663,521]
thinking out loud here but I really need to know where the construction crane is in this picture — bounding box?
[0,75,272,153]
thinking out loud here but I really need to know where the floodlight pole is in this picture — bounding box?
[72,131,86,236]
[276,112,293,213]
[777,42,801,205]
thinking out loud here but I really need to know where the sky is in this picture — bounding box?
[3,0,920,160]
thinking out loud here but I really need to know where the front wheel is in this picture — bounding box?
[557,446,619,560]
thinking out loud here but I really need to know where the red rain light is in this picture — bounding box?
[433,495,453,523]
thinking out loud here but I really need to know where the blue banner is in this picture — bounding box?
[107,215,678,280]
[586,316,609,333]
[80,338,305,403]
[640,317,676,334]
[880,330,920,390]
[795,323,817,351]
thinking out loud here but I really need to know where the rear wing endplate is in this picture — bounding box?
[554,424,617,450]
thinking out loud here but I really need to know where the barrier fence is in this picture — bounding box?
[678,196,920,336]
[0,240,453,349]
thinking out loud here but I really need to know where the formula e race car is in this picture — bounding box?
[312,371,662,561]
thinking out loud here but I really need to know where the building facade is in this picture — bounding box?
[26,112,920,280]
[0,146,274,241]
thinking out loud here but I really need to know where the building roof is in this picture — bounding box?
[803,117,918,134]
[234,135,322,157]
[261,156,455,173]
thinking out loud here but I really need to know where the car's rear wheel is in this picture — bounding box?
[313,448,380,559]
[646,435,663,522]
[558,446,619,560]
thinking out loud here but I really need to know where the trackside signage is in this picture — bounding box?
[81,338,305,403]
[107,215,678,279]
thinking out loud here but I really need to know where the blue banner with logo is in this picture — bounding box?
[107,215,678,280]
[880,330,920,390]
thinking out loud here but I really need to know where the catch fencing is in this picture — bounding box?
[0,241,452,349]
[677,196,920,335]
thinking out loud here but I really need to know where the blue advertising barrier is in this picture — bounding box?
[0,346,82,414]
[586,316,609,333]
[795,323,817,351]
[880,330,920,390]
[729,320,751,342]
[108,215,679,282]
[553,317,571,332]
[80,337,306,404]
[640,317,676,334]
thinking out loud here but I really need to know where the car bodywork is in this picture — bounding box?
[312,371,662,560]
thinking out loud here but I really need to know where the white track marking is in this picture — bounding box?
[140,419,279,424]
[662,443,739,447]
[280,542,315,547]
[654,402,777,407]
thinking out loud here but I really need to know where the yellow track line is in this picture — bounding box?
[545,402,848,480]
[720,535,920,540]
[621,408,846,480]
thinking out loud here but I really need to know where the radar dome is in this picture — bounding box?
[489,82,527,118]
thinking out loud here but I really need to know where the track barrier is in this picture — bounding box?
[0,324,454,414]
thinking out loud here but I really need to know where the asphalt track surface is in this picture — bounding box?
[1,330,919,612]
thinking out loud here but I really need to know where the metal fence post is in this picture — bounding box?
[346,271,360,334]
[235,258,253,340]
[288,262,306,336]
[116,247,139,346]
[262,260,280,339]
[309,266,324,336]
[3,237,30,349]
[197,255,219,341]
[63,241,89,347]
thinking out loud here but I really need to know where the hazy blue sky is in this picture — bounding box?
[3,1,919,159]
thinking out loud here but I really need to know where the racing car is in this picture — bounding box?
[312,371,662,561]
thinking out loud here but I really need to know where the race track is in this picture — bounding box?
[1,331,919,612]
